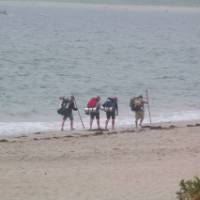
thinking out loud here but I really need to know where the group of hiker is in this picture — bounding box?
[57,95,148,131]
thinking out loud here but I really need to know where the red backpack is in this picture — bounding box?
[87,97,97,108]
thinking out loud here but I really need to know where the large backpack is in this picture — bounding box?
[87,97,97,108]
[103,97,116,109]
[130,97,141,111]
[57,107,69,116]
[57,98,70,116]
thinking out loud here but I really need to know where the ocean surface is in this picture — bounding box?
[0,1,200,135]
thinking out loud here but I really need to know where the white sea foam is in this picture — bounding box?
[1,110,200,136]
[0,122,60,136]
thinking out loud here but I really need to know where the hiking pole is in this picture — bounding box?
[73,95,85,129]
[146,89,152,124]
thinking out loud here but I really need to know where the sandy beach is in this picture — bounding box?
[0,122,200,200]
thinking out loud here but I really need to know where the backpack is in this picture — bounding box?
[103,97,116,110]
[87,97,97,108]
[84,107,97,115]
[57,98,70,116]
[57,107,68,116]
[130,97,141,111]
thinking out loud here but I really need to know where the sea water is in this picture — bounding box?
[0,1,200,135]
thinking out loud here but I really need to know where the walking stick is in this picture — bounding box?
[73,96,85,129]
[146,90,152,124]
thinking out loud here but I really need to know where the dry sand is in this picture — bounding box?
[0,122,200,200]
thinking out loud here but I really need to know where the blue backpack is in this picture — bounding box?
[103,98,116,109]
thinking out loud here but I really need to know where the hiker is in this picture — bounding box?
[102,97,118,130]
[57,96,77,131]
[85,96,101,130]
[130,95,148,128]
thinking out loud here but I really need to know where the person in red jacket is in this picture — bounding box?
[88,96,101,130]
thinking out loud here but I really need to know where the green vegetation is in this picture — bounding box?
[177,177,200,200]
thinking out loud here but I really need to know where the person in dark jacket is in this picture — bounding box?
[59,96,77,131]
[103,97,118,130]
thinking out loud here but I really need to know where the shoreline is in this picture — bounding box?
[1,119,200,141]
[1,112,200,136]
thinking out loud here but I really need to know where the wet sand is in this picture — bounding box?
[0,122,200,200]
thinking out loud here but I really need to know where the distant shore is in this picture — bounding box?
[72,3,200,12]
[1,1,200,12]
[0,120,200,200]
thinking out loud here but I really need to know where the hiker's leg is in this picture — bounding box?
[70,120,74,130]
[105,119,109,130]
[105,112,110,130]
[70,114,74,130]
[139,119,143,127]
[61,120,64,131]
[112,119,115,129]
[111,112,115,130]
[135,119,138,128]
[90,118,93,130]
[61,117,66,131]
[89,113,94,130]
[139,112,144,127]
[97,119,100,129]
[135,112,138,128]
[96,113,100,129]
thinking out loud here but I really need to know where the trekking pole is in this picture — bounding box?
[146,89,152,124]
[73,95,85,129]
